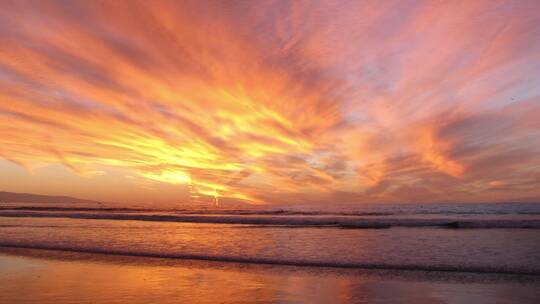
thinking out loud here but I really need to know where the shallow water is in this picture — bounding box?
[0,251,540,304]
[1,203,540,303]
[0,216,540,274]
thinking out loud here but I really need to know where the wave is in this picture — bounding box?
[3,206,540,217]
[1,211,540,229]
[0,206,395,216]
[0,242,538,276]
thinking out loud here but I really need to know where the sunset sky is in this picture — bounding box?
[0,0,539,205]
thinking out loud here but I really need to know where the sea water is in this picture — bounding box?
[0,202,539,274]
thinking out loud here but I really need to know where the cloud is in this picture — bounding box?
[0,0,539,204]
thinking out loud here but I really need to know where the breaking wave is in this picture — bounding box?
[1,210,540,229]
[0,242,539,275]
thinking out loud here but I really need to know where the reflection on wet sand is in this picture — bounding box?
[0,249,539,304]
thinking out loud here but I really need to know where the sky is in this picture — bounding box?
[0,0,539,206]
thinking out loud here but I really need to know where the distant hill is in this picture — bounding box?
[0,191,107,205]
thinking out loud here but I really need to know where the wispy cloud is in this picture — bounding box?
[0,0,539,204]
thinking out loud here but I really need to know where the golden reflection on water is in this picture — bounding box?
[0,250,538,304]
[0,250,351,304]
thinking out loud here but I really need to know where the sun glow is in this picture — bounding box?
[0,0,539,205]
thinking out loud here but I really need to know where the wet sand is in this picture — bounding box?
[0,248,539,304]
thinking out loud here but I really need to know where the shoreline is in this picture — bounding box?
[1,249,540,304]
[2,245,540,279]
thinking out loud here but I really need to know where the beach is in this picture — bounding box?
[2,0,540,302]
[1,248,539,304]
[0,203,540,303]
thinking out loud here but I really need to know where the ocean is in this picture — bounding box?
[1,202,540,303]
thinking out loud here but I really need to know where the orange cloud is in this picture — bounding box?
[0,0,539,204]
[415,121,465,177]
